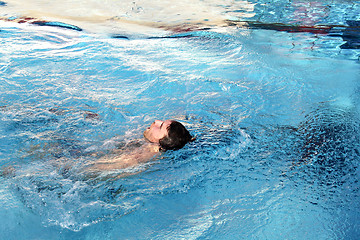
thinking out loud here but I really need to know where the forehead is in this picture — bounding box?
[162,120,173,128]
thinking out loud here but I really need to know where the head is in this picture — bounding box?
[143,119,193,150]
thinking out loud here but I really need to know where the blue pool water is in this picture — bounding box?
[1,0,360,239]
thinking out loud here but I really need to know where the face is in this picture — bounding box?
[143,120,173,143]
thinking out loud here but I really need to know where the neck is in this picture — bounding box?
[143,141,161,153]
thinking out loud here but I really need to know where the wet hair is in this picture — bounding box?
[159,121,193,150]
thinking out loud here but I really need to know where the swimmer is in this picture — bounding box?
[1,119,193,179]
[143,119,193,151]
[85,120,194,175]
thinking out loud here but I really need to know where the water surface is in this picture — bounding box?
[0,0,360,239]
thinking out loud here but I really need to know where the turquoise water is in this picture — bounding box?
[1,1,360,239]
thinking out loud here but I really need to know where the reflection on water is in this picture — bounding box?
[0,0,255,37]
[285,103,360,239]
[1,0,359,51]
[290,102,360,191]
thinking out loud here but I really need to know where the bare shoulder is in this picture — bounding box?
[85,141,160,173]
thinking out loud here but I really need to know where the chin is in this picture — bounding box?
[143,131,152,142]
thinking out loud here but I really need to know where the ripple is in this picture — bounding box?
[1,2,360,237]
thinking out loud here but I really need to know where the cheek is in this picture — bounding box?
[152,129,164,141]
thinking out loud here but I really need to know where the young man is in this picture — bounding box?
[1,120,193,179]
[86,120,193,174]
[143,119,193,151]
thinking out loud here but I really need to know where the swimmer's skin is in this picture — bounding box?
[86,141,160,172]
[85,119,191,176]
[0,119,192,179]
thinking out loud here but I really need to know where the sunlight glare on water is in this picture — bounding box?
[0,0,256,37]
